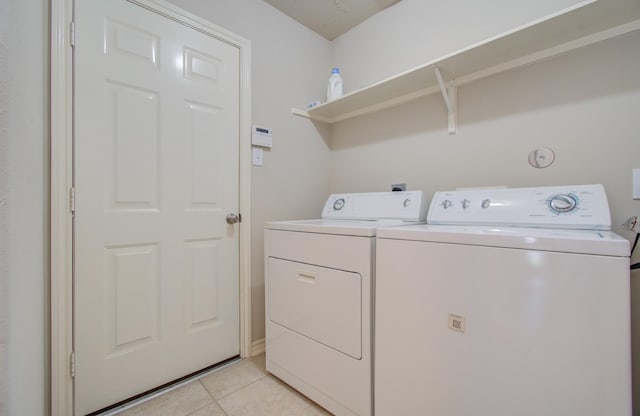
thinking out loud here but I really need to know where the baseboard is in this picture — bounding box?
[251,338,265,356]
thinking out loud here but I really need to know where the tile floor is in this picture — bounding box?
[108,354,332,416]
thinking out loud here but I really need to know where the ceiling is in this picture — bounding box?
[263,0,402,41]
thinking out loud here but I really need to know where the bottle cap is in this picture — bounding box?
[331,67,340,74]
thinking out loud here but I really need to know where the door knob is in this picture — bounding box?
[226,213,240,224]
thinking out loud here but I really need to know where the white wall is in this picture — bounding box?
[0,0,49,415]
[330,33,640,227]
[0,0,330,414]
[165,0,333,342]
[331,0,581,94]
[329,0,640,411]
[3,0,638,413]
[0,1,8,413]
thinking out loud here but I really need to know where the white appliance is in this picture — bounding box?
[375,184,631,416]
[264,191,427,416]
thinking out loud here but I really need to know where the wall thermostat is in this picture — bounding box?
[252,125,273,148]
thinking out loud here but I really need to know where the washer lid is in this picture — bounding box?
[265,218,414,236]
[377,224,630,257]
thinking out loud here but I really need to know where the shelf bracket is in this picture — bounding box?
[434,66,457,135]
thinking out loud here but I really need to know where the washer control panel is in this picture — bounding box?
[322,191,427,222]
[428,184,611,230]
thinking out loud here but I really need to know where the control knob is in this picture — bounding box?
[548,194,578,213]
[441,199,452,210]
[333,198,345,210]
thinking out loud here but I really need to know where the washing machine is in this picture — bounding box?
[375,184,631,416]
[264,191,427,416]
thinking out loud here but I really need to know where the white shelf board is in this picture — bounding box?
[292,0,640,125]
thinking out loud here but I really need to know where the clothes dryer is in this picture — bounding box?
[265,191,427,416]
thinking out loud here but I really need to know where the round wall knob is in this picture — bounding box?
[226,213,240,224]
[528,147,555,168]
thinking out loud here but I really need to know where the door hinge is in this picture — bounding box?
[70,21,76,48]
[69,187,76,214]
[70,351,76,378]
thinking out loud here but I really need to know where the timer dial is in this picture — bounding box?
[548,194,578,213]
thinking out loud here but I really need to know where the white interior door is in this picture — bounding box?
[74,1,240,413]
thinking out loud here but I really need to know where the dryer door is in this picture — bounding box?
[267,257,362,359]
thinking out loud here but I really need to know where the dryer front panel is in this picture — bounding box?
[267,257,362,359]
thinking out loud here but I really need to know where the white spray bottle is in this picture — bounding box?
[326,67,344,101]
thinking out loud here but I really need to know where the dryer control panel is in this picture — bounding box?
[322,191,427,222]
[427,184,611,230]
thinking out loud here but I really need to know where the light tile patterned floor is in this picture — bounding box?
[110,354,332,416]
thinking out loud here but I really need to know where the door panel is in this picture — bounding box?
[74,1,240,413]
[107,81,160,209]
[107,244,159,355]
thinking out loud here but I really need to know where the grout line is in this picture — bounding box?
[213,370,269,401]
[199,378,216,400]
[213,373,269,400]
[100,358,242,415]
[183,386,230,416]
[202,355,268,401]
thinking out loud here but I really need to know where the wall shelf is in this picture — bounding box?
[291,0,640,131]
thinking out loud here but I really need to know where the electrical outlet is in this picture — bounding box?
[634,169,640,199]
[623,216,640,232]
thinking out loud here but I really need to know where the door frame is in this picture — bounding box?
[50,1,253,414]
